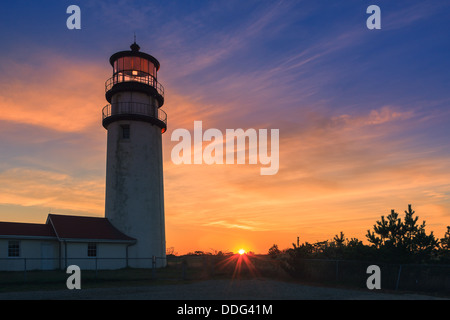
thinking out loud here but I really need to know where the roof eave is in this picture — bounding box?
[0,235,57,241]
[59,238,136,244]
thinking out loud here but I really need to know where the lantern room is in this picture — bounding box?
[103,42,167,133]
[113,55,157,78]
[105,42,164,106]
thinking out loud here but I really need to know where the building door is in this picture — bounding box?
[41,243,55,270]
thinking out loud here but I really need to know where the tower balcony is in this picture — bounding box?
[105,74,165,106]
[102,102,167,133]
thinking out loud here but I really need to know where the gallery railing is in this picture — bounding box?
[105,73,164,97]
[102,102,167,127]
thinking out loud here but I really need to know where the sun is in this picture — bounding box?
[238,249,246,255]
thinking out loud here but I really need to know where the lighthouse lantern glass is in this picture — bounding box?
[123,57,132,72]
[114,57,155,78]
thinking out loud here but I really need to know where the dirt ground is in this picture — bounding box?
[0,278,446,300]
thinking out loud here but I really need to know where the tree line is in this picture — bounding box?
[269,204,450,264]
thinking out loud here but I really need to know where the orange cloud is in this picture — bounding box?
[0,51,106,132]
[0,167,104,214]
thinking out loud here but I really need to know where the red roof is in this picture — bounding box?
[47,214,135,242]
[0,214,135,243]
[0,222,55,238]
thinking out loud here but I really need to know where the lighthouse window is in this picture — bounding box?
[123,57,132,71]
[132,57,140,71]
[142,59,149,74]
[121,124,130,139]
[115,58,123,74]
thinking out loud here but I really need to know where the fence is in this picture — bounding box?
[1,255,449,295]
[280,258,450,294]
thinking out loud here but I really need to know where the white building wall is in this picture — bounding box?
[0,239,131,271]
[0,239,58,271]
[63,242,129,270]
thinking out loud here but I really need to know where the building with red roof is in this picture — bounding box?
[0,214,136,271]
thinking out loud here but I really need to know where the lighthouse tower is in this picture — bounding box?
[102,42,167,268]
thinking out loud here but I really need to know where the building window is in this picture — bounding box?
[121,124,130,139]
[8,240,20,257]
[87,243,97,257]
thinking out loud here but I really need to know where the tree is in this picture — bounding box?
[366,209,403,248]
[403,204,419,251]
[347,237,363,247]
[439,226,450,263]
[166,247,177,256]
[400,204,439,255]
[366,204,439,262]
[414,226,438,253]
[440,226,450,250]
[333,232,346,247]
[268,244,281,259]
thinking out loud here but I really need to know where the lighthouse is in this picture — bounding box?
[102,42,167,268]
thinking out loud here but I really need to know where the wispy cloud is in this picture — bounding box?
[202,220,266,231]
[383,2,449,30]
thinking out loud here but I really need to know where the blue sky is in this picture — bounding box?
[1,1,450,253]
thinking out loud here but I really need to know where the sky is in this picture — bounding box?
[0,0,450,254]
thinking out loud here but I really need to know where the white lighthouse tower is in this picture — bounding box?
[102,42,167,268]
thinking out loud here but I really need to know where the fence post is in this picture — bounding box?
[181,258,187,280]
[23,258,27,282]
[152,256,156,279]
[395,264,402,291]
[335,260,339,282]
